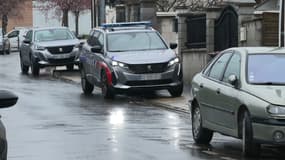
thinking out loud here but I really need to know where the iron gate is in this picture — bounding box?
[214,6,238,51]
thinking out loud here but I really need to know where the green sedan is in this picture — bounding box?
[189,47,285,157]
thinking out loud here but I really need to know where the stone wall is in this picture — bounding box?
[156,12,177,44]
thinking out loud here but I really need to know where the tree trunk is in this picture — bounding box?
[62,9,69,27]
[2,14,8,35]
[75,11,80,37]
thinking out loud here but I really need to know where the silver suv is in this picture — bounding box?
[80,22,183,98]
[19,27,81,76]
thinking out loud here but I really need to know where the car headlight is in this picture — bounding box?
[34,45,46,51]
[168,57,180,67]
[267,105,285,117]
[112,61,127,68]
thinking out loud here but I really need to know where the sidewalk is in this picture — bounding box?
[53,68,190,114]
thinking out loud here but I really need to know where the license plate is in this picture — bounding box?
[53,54,70,59]
[141,74,161,80]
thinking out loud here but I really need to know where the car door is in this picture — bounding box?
[82,30,97,83]
[21,30,33,65]
[7,30,19,50]
[92,32,105,83]
[198,51,233,130]
[217,53,241,130]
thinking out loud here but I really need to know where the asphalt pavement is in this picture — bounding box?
[52,67,190,114]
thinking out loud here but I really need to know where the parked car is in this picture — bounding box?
[0,90,18,160]
[79,22,183,99]
[19,27,81,76]
[189,47,285,157]
[6,27,30,51]
[0,28,10,55]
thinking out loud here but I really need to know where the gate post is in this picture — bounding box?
[206,8,220,54]
[139,0,158,28]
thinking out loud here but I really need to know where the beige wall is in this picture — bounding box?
[1,0,33,31]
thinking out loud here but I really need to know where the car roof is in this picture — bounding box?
[92,21,155,33]
[32,26,69,31]
[225,47,280,55]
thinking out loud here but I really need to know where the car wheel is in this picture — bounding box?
[0,139,7,160]
[20,54,29,74]
[80,68,94,95]
[191,103,213,144]
[66,64,74,71]
[101,71,115,99]
[30,56,40,76]
[168,83,183,97]
[242,111,260,157]
[5,45,10,55]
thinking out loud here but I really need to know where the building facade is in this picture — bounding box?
[0,0,33,32]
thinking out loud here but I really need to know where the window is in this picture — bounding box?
[222,53,241,83]
[8,31,19,38]
[97,33,104,46]
[247,54,285,84]
[87,31,101,46]
[208,52,232,80]
[25,31,32,41]
[186,15,206,48]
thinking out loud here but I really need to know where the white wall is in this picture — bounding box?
[33,1,92,35]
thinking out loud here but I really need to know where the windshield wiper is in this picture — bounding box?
[109,50,125,52]
[252,82,285,85]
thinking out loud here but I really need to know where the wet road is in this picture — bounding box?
[1,53,285,160]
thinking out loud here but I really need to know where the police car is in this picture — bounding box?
[79,22,183,99]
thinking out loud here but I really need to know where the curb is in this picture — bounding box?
[135,100,190,114]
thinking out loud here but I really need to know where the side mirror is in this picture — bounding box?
[77,35,84,39]
[23,39,31,44]
[228,75,238,87]
[0,90,18,108]
[91,45,103,53]
[170,43,177,50]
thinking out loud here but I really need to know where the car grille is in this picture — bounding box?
[126,79,172,86]
[48,57,75,64]
[47,45,74,54]
[128,63,168,74]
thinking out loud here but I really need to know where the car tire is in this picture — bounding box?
[191,103,213,144]
[30,56,40,76]
[20,53,29,74]
[5,45,10,55]
[242,111,260,157]
[101,71,115,99]
[168,83,183,97]
[80,67,94,95]
[66,64,74,71]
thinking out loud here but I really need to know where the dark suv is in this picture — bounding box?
[79,22,183,99]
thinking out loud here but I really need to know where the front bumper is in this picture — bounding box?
[33,49,79,67]
[111,63,183,91]
[252,118,285,144]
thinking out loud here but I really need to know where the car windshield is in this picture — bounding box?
[107,31,167,52]
[247,54,285,84]
[34,29,75,42]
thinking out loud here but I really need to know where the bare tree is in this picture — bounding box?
[156,0,222,12]
[0,0,28,35]
[36,0,91,29]
[70,0,91,36]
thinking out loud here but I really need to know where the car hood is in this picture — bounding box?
[107,49,176,64]
[35,39,80,47]
[245,85,285,105]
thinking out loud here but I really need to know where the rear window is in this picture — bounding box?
[247,54,285,84]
